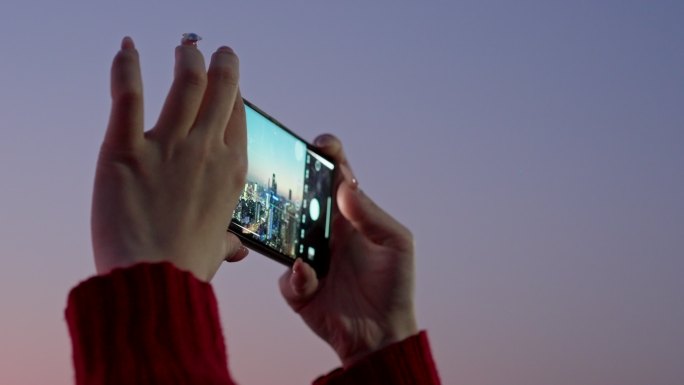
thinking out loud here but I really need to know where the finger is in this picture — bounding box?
[105,37,144,149]
[224,89,247,148]
[153,45,207,142]
[219,89,247,182]
[278,258,319,310]
[225,246,249,263]
[193,46,240,140]
[223,232,248,263]
[316,134,410,250]
[313,133,345,163]
[336,178,413,252]
[313,134,357,188]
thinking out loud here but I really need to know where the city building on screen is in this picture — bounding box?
[234,173,301,258]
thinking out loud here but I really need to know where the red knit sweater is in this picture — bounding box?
[65,263,441,384]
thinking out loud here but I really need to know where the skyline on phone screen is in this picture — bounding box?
[231,104,334,263]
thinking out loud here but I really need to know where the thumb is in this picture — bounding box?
[223,232,249,263]
[279,258,319,312]
[336,169,413,252]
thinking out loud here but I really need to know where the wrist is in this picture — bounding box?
[93,247,217,283]
[340,315,419,367]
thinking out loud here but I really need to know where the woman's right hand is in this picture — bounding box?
[279,134,418,367]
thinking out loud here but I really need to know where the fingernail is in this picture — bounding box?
[340,164,359,190]
[314,134,335,147]
[225,245,249,263]
[240,246,249,257]
[121,36,135,50]
[217,45,234,54]
[292,261,306,295]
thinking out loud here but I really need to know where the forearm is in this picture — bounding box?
[313,331,441,385]
[65,262,235,385]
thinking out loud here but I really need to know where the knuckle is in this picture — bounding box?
[176,66,207,88]
[115,87,142,107]
[209,63,239,87]
[210,49,240,86]
[395,230,415,254]
[233,97,245,114]
[183,137,247,190]
[113,48,137,67]
[192,138,218,161]
[401,228,415,252]
[228,152,248,186]
[97,144,146,178]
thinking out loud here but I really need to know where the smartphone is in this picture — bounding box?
[228,99,336,277]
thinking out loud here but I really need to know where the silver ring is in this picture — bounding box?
[181,33,202,46]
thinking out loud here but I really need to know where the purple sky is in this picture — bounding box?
[1,1,683,384]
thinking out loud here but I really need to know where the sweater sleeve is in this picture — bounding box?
[65,262,236,385]
[312,331,441,385]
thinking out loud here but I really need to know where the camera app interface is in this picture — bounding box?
[231,105,335,262]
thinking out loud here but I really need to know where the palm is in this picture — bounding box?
[294,193,416,364]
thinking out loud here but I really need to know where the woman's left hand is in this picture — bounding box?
[91,37,248,281]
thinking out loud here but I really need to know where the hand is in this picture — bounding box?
[279,134,418,366]
[91,37,248,282]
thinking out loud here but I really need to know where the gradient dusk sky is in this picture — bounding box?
[1,1,683,384]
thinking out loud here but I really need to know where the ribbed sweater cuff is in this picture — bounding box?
[313,331,441,385]
[65,262,234,385]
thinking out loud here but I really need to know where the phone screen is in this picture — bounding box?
[229,100,335,276]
